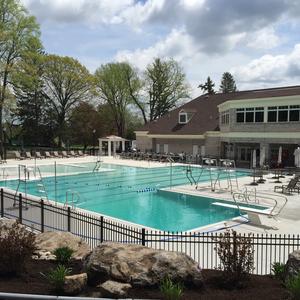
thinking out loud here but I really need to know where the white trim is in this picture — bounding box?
[135,131,149,137]
[148,134,206,139]
[218,95,300,111]
[220,131,300,139]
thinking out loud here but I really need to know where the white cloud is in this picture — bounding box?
[233,44,300,84]
[246,27,280,50]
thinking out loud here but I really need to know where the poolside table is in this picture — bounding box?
[270,168,285,183]
[249,168,259,186]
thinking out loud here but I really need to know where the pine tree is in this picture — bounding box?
[198,76,215,95]
[220,72,237,93]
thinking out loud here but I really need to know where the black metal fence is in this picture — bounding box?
[1,188,299,275]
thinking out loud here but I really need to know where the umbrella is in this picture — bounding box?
[200,145,206,157]
[252,149,257,168]
[294,147,300,167]
[278,146,282,165]
[259,146,265,167]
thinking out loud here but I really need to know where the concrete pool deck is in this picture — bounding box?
[0,155,299,235]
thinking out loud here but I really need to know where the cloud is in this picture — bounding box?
[21,0,134,24]
[233,44,300,84]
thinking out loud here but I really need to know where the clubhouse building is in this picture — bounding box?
[135,85,300,168]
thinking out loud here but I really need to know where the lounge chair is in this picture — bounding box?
[62,151,70,158]
[45,151,53,158]
[53,151,62,158]
[14,151,25,160]
[274,178,300,194]
[25,152,32,159]
[78,150,87,156]
[69,150,78,157]
[35,151,45,159]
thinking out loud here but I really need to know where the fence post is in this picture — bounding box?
[67,207,71,232]
[41,199,44,233]
[18,193,22,223]
[100,216,104,243]
[141,228,146,246]
[1,188,3,218]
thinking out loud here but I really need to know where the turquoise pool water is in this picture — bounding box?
[0,163,255,231]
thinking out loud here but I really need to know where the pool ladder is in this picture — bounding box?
[64,190,81,208]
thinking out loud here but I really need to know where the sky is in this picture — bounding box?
[21,0,300,97]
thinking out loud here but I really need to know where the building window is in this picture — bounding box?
[179,112,187,124]
[255,107,264,122]
[221,110,230,124]
[268,106,277,122]
[290,105,300,121]
[236,107,265,123]
[236,108,245,123]
[278,106,288,122]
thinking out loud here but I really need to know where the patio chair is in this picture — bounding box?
[14,151,25,160]
[77,150,86,156]
[53,151,62,158]
[25,152,33,159]
[62,151,71,158]
[274,178,300,194]
[35,151,45,159]
[45,151,53,158]
[69,150,79,157]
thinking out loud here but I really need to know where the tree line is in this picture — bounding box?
[0,0,239,154]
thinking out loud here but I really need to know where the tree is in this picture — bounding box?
[42,55,93,146]
[68,102,105,150]
[143,58,189,122]
[220,72,237,93]
[95,62,134,137]
[12,41,52,145]
[198,76,215,95]
[0,0,40,155]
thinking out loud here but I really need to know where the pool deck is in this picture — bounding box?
[0,155,299,235]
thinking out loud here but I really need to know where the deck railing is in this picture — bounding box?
[1,188,299,275]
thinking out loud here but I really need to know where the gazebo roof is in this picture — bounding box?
[98,135,128,141]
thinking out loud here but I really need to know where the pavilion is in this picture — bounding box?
[98,135,128,156]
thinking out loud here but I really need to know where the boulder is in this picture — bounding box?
[83,242,203,287]
[64,273,88,295]
[98,280,131,298]
[35,231,90,260]
[285,250,300,280]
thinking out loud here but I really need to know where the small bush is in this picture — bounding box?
[53,247,74,265]
[0,221,36,275]
[271,262,285,281]
[160,276,183,300]
[214,230,254,288]
[46,264,71,293]
[286,273,300,300]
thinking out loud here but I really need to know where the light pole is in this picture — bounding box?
[92,129,96,156]
[3,128,6,160]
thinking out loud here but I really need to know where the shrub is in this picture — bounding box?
[286,273,300,300]
[53,247,74,265]
[271,262,285,281]
[0,221,36,275]
[46,264,71,293]
[160,276,183,300]
[214,230,254,288]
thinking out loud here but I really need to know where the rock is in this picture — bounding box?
[285,250,300,280]
[35,231,90,260]
[32,250,56,260]
[98,280,131,298]
[83,242,203,287]
[64,273,88,295]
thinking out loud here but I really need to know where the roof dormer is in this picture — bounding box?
[178,109,195,124]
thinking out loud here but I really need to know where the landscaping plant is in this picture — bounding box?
[46,264,71,293]
[0,221,36,275]
[286,273,300,300]
[271,262,285,281]
[214,230,254,288]
[53,246,74,265]
[160,276,184,300]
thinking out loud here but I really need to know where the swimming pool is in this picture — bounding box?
[0,162,255,231]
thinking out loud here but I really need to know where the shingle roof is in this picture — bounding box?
[137,85,300,135]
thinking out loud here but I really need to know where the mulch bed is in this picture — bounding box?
[0,259,290,299]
